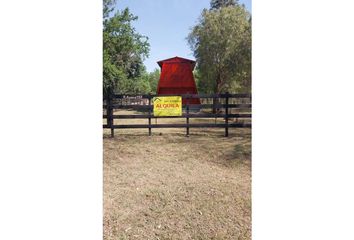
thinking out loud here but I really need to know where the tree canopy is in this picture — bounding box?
[188,3,251,94]
[103,0,151,96]
[210,0,237,10]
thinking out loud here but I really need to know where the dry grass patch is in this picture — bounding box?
[104,112,251,240]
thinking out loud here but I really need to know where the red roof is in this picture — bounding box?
[157,56,196,70]
[157,56,200,104]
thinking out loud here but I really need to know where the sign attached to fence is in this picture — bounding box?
[153,96,182,117]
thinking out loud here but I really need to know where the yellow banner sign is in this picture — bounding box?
[153,96,182,117]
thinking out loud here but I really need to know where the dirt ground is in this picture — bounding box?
[103,112,251,240]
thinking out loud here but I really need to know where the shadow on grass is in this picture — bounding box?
[104,128,251,142]
[221,143,252,168]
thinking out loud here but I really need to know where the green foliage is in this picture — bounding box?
[210,0,237,10]
[103,0,116,19]
[132,73,151,94]
[147,68,160,94]
[188,4,251,94]
[103,1,150,96]
[193,69,207,94]
[103,49,125,95]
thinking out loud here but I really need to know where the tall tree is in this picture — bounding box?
[103,0,150,96]
[188,4,251,93]
[210,0,237,9]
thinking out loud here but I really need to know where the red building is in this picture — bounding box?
[157,56,200,105]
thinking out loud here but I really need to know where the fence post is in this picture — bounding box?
[148,95,152,136]
[186,94,190,137]
[212,93,217,125]
[225,92,229,137]
[107,92,114,138]
[212,95,216,114]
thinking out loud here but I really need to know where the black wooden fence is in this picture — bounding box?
[103,93,251,137]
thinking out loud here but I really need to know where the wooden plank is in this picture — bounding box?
[225,93,229,137]
[111,113,251,119]
[229,113,252,118]
[200,103,252,109]
[229,122,252,128]
[111,103,251,110]
[112,93,251,99]
[111,123,251,128]
[107,95,114,137]
[111,104,151,110]
[148,96,152,136]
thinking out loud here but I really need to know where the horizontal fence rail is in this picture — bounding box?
[103,93,251,137]
[112,93,252,98]
[103,123,252,129]
[104,103,252,110]
[103,113,252,119]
